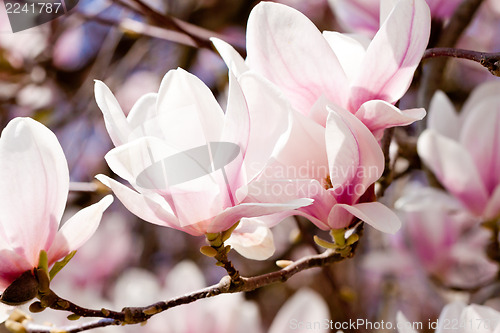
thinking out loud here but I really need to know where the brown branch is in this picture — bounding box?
[422,47,500,76]
[21,250,347,332]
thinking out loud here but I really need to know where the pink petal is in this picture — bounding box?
[326,105,384,203]
[269,289,330,333]
[210,37,249,77]
[238,71,293,182]
[95,175,188,233]
[209,199,312,234]
[349,0,431,111]
[0,118,68,267]
[47,195,113,265]
[94,80,131,146]
[246,2,348,114]
[459,98,500,194]
[226,219,275,260]
[328,0,380,38]
[427,90,460,140]
[485,185,500,220]
[461,81,500,123]
[155,68,224,150]
[418,130,489,215]
[355,100,426,140]
[332,202,401,233]
[0,250,32,291]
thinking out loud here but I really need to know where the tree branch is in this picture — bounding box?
[18,250,348,333]
[422,48,500,76]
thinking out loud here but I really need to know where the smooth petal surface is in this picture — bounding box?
[326,105,384,203]
[396,312,418,333]
[328,0,380,37]
[246,2,348,114]
[126,92,159,140]
[0,118,68,267]
[0,250,32,291]
[269,289,330,333]
[355,100,426,140]
[94,80,131,146]
[210,38,249,77]
[418,130,489,215]
[349,0,431,111]
[427,90,460,140]
[333,202,401,233]
[485,185,500,220]
[226,219,275,260]
[155,68,224,150]
[209,199,312,234]
[460,98,500,194]
[47,195,113,265]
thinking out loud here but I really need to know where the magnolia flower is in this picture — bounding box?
[418,82,500,220]
[95,68,311,237]
[0,118,112,300]
[247,105,401,233]
[329,0,463,38]
[398,301,500,333]
[213,0,429,140]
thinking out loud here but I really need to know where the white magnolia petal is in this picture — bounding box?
[211,37,249,77]
[226,218,275,260]
[0,118,68,267]
[47,195,113,264]
[428,90,460,140]
[94,80,131,146]
[335,202,401,234]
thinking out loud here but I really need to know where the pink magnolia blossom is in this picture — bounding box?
[418,82,500,220]
[213,0,429,140]
[95,68,311,237]
[398,301,500,333]
[247,104,401,233]
[329,0,463,38]
[0,117,113,293]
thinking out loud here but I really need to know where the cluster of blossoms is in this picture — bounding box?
[1,0,500,331]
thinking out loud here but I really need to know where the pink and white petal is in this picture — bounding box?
[435,302,467,332]
[349,0,430,111]
[104,136,178,189]
[459,98,500,194]
[0,249,33,291]
[269,289,330,333]
[95,175,183,232]
[0,118,68,267]
[355,100,426,140]
[155,68,224,149]
[47,195,113,265]
[238,71,292,181]
[0,303,12,324]
[246,2,348,114]
[226,218,275,260]
[461,81,500,123]
[210,37,249,77]
[334,202,401,234]
[418,130,489,215]
[268,110,328,181]
[94,80,131,146]
[427,90,460,140]
[396,312,418,333]
[126,92,158,139]
[326,105,384,200]
[209,199,312,234]
[485,185,500,220]
[322,31,367,83]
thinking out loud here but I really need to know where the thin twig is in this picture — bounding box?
[20,250,347,332]
[422,47,500,76]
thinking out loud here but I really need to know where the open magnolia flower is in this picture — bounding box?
[0,117,112,303]
[95,68,311,238]
[213,0,429,140]
[418,82,500,220]
[247,105,401,235]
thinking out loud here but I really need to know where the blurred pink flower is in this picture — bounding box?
[418,82,500,220]
[0,117,112,292]
[95,68,311,237]
[213,0,428,141]
[329,0,463,37]
[398,301,500,333]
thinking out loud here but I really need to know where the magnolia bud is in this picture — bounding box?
[0,271,39,306]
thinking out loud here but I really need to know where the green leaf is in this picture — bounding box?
[49,251,76,281]
[38,250,49,274]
